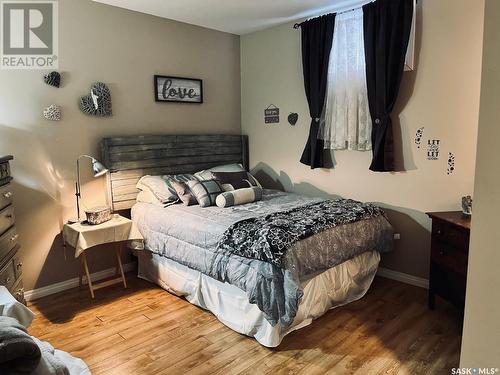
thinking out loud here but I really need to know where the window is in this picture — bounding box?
[318,8,372,151]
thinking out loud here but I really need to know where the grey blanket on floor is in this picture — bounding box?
[132,190,394,327]
[31,338,70,375]
[0,316,41,374]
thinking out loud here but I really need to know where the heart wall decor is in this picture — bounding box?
[43,104,61,121]
[79,82,112,117]
[288,113,299,126]
[44,71,61,88]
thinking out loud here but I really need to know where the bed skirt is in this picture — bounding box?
[137,250,380,347]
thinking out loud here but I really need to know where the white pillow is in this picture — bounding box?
[194,163,262,188]
[136,175,177,203]
[136,190,168,207]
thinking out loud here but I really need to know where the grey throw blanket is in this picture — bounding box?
[0,316,41,374]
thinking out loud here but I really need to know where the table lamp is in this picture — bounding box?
[69,155,109,223]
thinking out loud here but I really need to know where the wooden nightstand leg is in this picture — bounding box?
[82,253,95,298]
[79,256,83,288]
[115,244,127,289]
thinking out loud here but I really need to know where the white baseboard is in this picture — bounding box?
[377,267,429,289]
[25,263,425,301]
[25,262,137,301]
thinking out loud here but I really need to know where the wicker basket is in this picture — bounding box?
[85,206,111,225]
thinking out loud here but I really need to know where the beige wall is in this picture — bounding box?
[241,0,484,278]
[460,0,500,366]
[0,0,241,291]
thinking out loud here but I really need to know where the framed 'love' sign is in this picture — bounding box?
[154,75,203,104]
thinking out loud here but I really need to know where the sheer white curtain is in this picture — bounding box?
[318,8,372,151]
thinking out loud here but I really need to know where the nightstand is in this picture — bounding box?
[62,215,143,298]
[426,211,471,312]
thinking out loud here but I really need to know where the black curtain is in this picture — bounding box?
[363,0,413,172]
[299,14,335,169]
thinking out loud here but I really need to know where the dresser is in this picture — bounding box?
[0,155,24,304]
[426,211,470,312]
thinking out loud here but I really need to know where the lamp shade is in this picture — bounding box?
[91,159,109,177]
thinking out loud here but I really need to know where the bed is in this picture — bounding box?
[101,134,393,347]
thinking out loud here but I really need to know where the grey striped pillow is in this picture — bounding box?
[187,179,224,207]
[216,187,263,208]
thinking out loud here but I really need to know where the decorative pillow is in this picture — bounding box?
[216,187,263,208]
[171,181,197,206]
[187,179,224,207]
[194,163,261,188]
[162,173,197,186]
[136,175,177,203]
[194,163,245,180]
[212,171,257,191]
[136,174,197,203]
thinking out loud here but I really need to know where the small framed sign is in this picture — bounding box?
[154,75,203,103]
[264,104,280,124]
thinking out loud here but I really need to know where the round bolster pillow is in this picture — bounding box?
[216,187,263,208]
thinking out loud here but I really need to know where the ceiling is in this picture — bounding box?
[93,0,372,35]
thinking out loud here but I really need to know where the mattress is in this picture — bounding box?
[131,189,393,328]
[138,249,380,347]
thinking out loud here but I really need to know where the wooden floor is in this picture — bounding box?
[28,274,462,375]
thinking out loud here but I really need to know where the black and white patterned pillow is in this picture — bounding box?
[187,179,224,207]
[162,173,197,194]
[194,163,261,188]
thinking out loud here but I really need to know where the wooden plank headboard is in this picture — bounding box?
[100,134,249,211]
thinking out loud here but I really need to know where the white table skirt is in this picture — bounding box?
[63,216,143,258]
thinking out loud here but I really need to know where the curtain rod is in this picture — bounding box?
[293,0,416,29]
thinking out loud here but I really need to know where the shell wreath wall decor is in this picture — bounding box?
[43,104,61,121]
[79,82,112,117]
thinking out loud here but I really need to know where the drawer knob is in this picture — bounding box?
[16,262,22,269]
[437,229,442,235]
[3,191,13,199]
[6,214,13,219]
[10,234,19,242]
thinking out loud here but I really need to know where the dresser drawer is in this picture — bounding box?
[0,258,16,290]
[0,227,18,260]
[0,184,14,211]
[432,220,469,252]
[430,262,466,309]
[0,205,15,236]
[0,161,12,186]
[11,278,24,304]
[12,253,22,279]
[431,239,468,276]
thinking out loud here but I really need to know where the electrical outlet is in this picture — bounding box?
[393,233,401,240]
